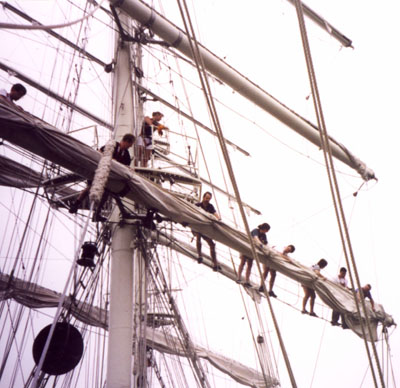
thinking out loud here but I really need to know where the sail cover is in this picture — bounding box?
[0,273,278,388]
[0,103,394,341]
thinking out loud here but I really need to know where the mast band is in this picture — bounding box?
[144,11,156,28]
[171,32,183,48]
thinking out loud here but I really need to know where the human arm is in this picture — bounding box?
[213,212,221,221]
[156,124,169,136]
[281,253,294,263]
[365,291,375,311]
[370,298,375,311]
[313,268,327,281]
[252,236,265,249]
[144,116,153,125]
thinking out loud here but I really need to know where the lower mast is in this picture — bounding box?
[106,11,135,388]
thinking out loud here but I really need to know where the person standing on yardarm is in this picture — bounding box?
[194,192,221,272]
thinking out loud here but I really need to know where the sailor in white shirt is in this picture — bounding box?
[331,267,349,328]
[0,83,27,106]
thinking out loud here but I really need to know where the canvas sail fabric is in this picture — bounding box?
[0,155,78,201]
[154,230,393,341]
[0,154,44,188]
[0,273,277,388]
[0,103,394,341]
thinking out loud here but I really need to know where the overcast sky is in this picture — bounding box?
[1,1,399,387]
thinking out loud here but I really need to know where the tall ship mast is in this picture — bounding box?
[0,1,398,388]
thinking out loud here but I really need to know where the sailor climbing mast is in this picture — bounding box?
[106,10,135,388]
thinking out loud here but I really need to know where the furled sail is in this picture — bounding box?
[0,103,394,341]
[154,230,394,341]
[0,154,44,188]
[0,155,77,199]
[0,273,278,388]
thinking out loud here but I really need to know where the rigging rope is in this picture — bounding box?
[31,203,93,388]
[175,0,298,386]
[150,243,211,387]
[292,1,385,387]
[0,0,106,31]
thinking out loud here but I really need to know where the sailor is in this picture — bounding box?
[194,191,222,271]
[0,83,27,108]
[259,244,295,297]
[331,267,349,328]
[236,223,270,288]
[356,284,375,312]
[301,258,328,317]
[69,133,135,221]
[136,112,168,167]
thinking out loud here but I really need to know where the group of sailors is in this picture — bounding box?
[195,191,376,328]
[0,84,166,168]
[3,83,375,328]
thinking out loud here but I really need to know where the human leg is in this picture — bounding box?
[92,191,110,222]
[245,258,253,283]
[134,137,144,167]
[195,233,202,263]
[309,290,317,316]
[268,269,277,297]
[143,138,153,167]
[144,148,152,167]
[331,310,340,325]
[202,236,220,271]
[136,146,144,167]
[69,185,90,213]
[259,265,269,292]
[302,286,310,313]
[340,314,349,329]
[237,255,246,282]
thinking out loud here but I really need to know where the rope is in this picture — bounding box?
[31,203,93,388]
[176,0,297,386]
[0,0,106,30]
[382,328,397,388]
[293,1,385,387]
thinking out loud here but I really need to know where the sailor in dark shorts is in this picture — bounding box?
[236,223,270,288]
[302,259,328,317]
[259,244,295,297]
[194,191,221,271]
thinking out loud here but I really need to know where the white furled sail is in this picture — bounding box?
[0,103,393,342]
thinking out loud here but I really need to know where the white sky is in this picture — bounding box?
[1,0,399,387]
[185,1,400,387]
